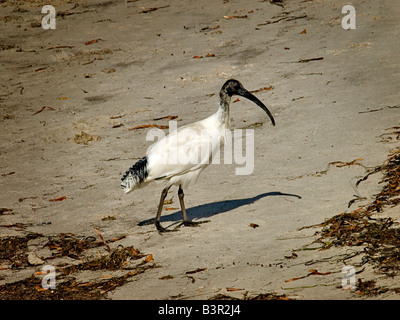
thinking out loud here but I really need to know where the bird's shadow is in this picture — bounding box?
[138,191,301,227]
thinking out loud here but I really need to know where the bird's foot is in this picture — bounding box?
[180,220,210,228]
[155,221,177,233]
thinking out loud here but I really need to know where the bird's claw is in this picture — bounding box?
[181,220,210,228]
[156,220,210,233]
[155,221,178,233]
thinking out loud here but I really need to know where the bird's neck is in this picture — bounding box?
[217,93,231,128]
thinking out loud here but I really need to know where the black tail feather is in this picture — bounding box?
[121,156,149,191]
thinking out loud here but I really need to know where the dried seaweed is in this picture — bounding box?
[0,271,139,300]
[0,231,152,300]
[44,233,104,259]
[209,292,292,300]
[61,245,144,274]
[0,233,42,268]
[314,147,400,277]
[248,293,292,300]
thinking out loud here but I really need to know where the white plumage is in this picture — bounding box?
[121,79,275,232]
[125,110,227,192]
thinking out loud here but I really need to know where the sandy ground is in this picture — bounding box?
[1,0,400,300]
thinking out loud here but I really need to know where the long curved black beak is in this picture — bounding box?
[237,88,275,126]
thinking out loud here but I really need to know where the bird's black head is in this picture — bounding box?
[221,79,244,97]
[220,79,276,126]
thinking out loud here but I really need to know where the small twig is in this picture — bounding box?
[153,115,178,121]
[57,10,94,17]
[94,228,111,253]
[46,45,74,50]
[355,167,381,187]
[358,108,383,114]
[257,14,307,26]
[139,5,169,13]
[297,57,324,63]
[32,106,55,116]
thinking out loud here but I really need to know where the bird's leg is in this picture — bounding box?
[178,186,209,227]
[178,186,190,225]
[155,185,173,233]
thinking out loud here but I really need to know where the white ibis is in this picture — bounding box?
[121,79,275,232]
